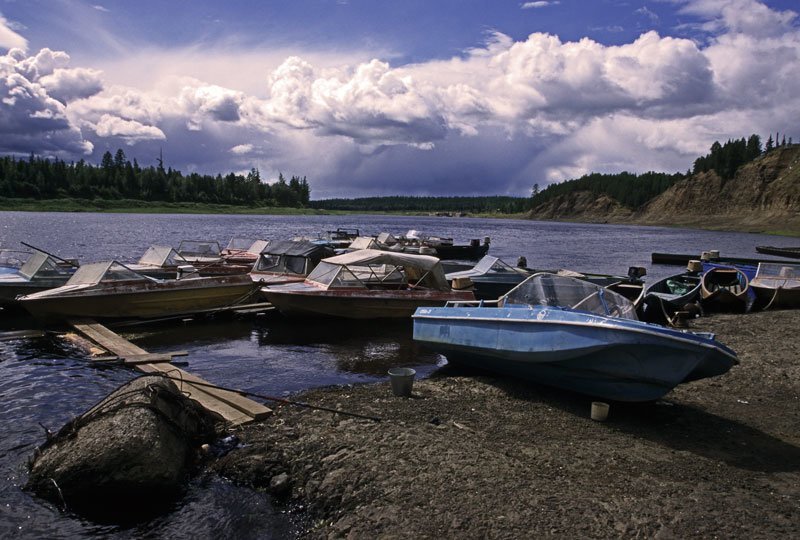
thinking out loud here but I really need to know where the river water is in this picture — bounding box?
[0,211,788,538]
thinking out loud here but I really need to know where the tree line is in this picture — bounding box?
[0,149,310,207]
[310,195,530,214]
[532,133,791,209]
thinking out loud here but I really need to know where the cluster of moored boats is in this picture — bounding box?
[2,231,798,403]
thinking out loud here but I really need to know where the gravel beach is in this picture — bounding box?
[213,310,800,538]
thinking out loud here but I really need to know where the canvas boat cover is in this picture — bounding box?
[138,246,189,267]
[502,273,638,320]
[260,240,335,258]
[752,262,800,289]
[306,248,449,291]
[348,237,380,250]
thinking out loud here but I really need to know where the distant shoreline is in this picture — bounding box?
[1,197,797,237]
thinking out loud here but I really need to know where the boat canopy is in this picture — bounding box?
[501,273,638,320]
[446,256,526,279]
[137,246,189,267]
[348,237,380,250]
[255,240,335,274]
[18,251,74,280]
[66,261,150,286]
[753,262,800,289]
[305,249,450,291]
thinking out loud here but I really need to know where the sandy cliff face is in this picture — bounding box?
[529,146,800,233]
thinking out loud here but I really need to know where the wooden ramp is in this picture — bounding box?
[70,319,271,426]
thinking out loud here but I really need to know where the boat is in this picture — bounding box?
[250,240,335,285]
[19,261,259,322]
[177,240,223,264]
[261,249,475,319]
[755,246,800,259]
[0,250,77,308]
[412,273,738,402]
[221,238,269,265]
[445,256,646,304]
[652,251,797,267]
[639,261,703,324]
[700,265,752,313]
[750,262,800,309]
[131,245,249,278]
[378,230,490,261]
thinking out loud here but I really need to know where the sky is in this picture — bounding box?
[1,0,799,198]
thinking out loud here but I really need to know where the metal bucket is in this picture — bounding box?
[388,368,416,397]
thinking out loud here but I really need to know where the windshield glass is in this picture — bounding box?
[502,273,638,320]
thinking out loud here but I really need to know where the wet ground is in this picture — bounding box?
[214,310,800,538]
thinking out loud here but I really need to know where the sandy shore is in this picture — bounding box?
[213,310,800,538]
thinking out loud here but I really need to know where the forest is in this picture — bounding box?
[0,134,789,213]
[309,195,529,214]
[530,133,781,210]
[0,149,310,207]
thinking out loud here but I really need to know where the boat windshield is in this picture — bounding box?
[19,252,75,280]
[224,238,256,251]
[447,256,524,279]
[66,262,149,286]
[177,240,221,258]
[501,273,638,320]
[753,262,800,288]
[138,246,188,267]
[256,254,308,275]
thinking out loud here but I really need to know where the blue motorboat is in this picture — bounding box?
[413,273,738,402]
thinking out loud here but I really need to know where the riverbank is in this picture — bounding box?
[213,310,800,538]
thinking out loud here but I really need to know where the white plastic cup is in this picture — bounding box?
[591,401,610,421]
[388,368,416,397]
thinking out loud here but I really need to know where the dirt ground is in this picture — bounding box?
[212,310,800,538]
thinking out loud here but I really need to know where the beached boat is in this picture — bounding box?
[700,266,752,313]
[261,249,474,318]
[250,240,335,285]
[19,261,259,322]
[755,246,800,259]
[0,251,77,307]
[131,245,249,278]
[413,273,738,402]
[639,263,703,323]
[750,262,800,309]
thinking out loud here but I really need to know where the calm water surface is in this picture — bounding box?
[0,211,787,538]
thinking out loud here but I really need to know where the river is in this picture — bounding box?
[0,211,787,538]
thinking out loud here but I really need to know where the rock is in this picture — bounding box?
[269,472,292,497]
[26,375,217,522]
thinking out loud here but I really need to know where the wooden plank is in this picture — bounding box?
[145,362,272,421]
[70,319,271,425]
[136,363,255,425]
[0,329,46,341]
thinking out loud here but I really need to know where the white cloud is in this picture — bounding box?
[0,14,27,51]
[1,0,799,196]
[521,1,559,9]
[92,5,110,13]
[230,143,253,154]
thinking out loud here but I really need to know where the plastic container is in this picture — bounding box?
[388,368,416,397]
[591,401,610,421]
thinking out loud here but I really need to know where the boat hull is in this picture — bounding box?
[413,306,737,402]
[751,285,800,309]
[263,288,474,319]
[20,276,258,321]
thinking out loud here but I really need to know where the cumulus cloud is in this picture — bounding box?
[0,14,27,50]
[1,0,799,196]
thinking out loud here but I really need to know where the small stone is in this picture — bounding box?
[269,473,291,497]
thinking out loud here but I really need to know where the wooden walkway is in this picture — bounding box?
[70,319,271,426]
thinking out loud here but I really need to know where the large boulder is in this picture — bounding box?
[26,375,218,522]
